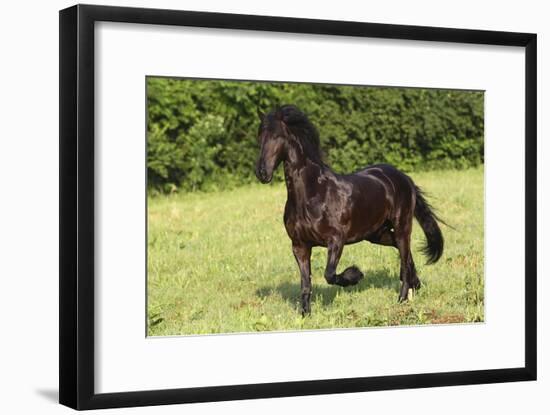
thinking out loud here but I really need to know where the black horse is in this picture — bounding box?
[255,105,444,316]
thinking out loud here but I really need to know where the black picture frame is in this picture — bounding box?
[59,4,537,410]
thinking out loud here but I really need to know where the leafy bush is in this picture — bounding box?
[147,78,484,192]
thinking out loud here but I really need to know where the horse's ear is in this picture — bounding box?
[256,107,265,120]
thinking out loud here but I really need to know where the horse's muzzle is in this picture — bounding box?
[256,162,272,184]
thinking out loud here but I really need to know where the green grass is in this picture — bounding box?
[147,167,484,336]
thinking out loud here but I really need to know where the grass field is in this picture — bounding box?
[147,168,484,336]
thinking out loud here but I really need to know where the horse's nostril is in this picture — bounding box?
[256,162,268,182]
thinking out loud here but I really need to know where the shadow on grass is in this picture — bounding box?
[256,268,399,307]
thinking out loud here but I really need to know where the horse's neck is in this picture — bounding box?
[283,152,327,206]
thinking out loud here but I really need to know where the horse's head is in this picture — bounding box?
[255,106,292,183]
[255,105,322,183]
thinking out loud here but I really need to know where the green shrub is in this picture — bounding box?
[147,78,484,192]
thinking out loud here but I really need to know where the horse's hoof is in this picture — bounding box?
[398,295,408,303]
[341,266,364,285]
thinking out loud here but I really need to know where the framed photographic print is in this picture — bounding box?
[59,4,537,410]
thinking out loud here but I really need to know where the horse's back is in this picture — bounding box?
[356,164,414,195]
[346,163,416,221]
[358,163,407,178]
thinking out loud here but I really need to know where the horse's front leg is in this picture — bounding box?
[292,243,312,316]
[324,240,364,287]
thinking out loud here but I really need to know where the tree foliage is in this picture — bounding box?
[147,78,484,192]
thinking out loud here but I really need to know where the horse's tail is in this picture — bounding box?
[414,185,444,264]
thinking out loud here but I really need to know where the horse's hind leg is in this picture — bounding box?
[324,240,364,287]
[408,255,421,290]
[394,225,417,302]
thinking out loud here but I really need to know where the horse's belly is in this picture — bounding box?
[344,193,390,242]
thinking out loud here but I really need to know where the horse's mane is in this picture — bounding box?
[266,105,325,166]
